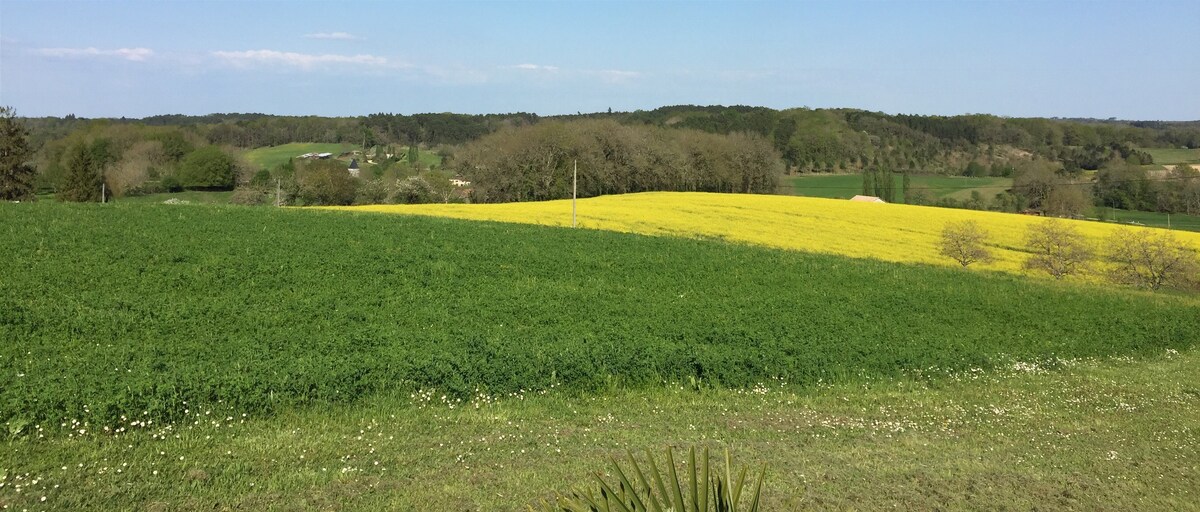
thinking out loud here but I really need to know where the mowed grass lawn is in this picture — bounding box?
[4,350,1197,511]
[783,174,1012,202]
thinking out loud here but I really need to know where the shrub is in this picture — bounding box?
[230,187,271,206]
[537,447,765,512]
[250,168,272,188]
[354,178,389,205]
[391,176,433,204]
[177,146,236,189]
[295,159,356,205]
[160,175,184,192]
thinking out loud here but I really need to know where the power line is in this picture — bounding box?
[781,175,1200,191]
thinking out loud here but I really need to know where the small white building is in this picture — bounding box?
[450,177,471,187]
[850,195,886,203]
[348,159,360,177]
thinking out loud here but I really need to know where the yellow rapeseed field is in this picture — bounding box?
[322,192,1200,278]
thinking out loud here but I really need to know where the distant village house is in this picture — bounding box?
[850,195,886,203]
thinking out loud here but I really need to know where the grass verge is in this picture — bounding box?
[2,350,1197,510]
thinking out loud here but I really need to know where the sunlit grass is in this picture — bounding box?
[242,142,356,170]
[4,350,1196,510]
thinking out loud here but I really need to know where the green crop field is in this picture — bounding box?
[1090,207,1200,233]
[783,174,1011,201]
[242,143,357,170]
[2,202,1196,427]
[1143,147,1200,165]
[3,203,1199,510]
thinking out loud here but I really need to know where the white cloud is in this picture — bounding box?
[513,63,559,72]
[588,69,640,84]
[305,32,361,41]
[34,47,154,62]
[211,49,391,70]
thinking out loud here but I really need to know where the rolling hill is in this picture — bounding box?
[325,192,1200,278]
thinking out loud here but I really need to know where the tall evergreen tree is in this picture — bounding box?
[881,170,895,202]
[59,142,104,202]
[0,106,36,201]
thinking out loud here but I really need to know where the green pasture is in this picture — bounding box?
[242,143,356,170]
[1091,207,1200,233]
[242,143,443,173]
[1143,147,1200,165]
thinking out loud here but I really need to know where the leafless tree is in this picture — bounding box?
[939,220,993,267]
[1023,220,1093,279]
[1105,229,1200,291]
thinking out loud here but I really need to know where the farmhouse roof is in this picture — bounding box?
[850,195,886,203]
[348,158,359,169]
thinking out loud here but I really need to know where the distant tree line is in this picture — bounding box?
[453,120,781,202]
[27,121,242,200]
[12,105,1200,212]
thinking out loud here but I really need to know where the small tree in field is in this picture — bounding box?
[178,146,236,189]
[939,220,993,267]
[295,159,356,205]
[1106,229,1200,291]
[0,106,36,201]
[1023,220,1093,279]
[58,141,105,202]
[407,145,419,166]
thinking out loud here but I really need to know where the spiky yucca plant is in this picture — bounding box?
[535,446,766,512]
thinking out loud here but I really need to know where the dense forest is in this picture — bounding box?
[5,106,1199,213]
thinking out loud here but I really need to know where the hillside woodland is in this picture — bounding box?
[7,106,1200,214]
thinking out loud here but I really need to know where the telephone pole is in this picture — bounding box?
[572,159,577,228]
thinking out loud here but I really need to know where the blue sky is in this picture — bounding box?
[1,0,1197,120]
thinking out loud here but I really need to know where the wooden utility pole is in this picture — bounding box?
[101,183,106,203]
[572,159,577,228]
[276,178,282,207]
